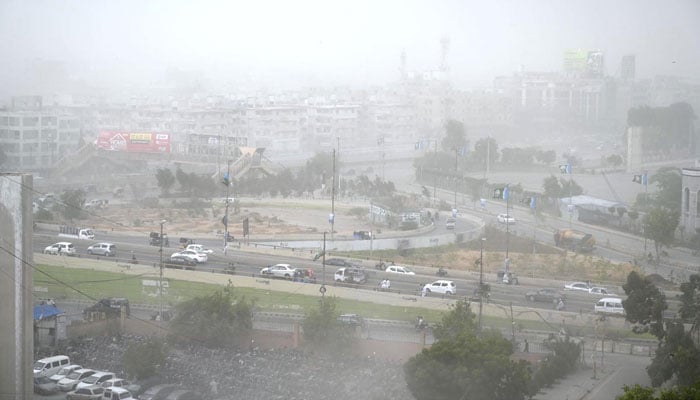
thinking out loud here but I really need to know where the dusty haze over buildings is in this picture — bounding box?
[1,0,699,97]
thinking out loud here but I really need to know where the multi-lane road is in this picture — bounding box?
[33,229,622,315]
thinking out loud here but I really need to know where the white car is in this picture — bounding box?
[385,265,415,275]
[260,263,297,279]
[588,287,616,296]
[424,280,456,295]
[86,242,116,257]
[171,250,207,263]
[76,371,115,389]
[43,242,76,256]
[564,282,591,292]
[49,364,83,383]
[57,368,95,391]
[497,214,516,224]
[185,244,214,255]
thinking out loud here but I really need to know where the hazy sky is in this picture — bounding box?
[1,0,699,94]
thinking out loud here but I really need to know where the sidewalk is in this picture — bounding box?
[534,362,614,400]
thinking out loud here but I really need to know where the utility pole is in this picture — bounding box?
[158,219,167,335]
[331,149,336,242]
[224,159,232,253]
[433,139,437,207]
[321,232,327,305]
[505,184,510,262]
[453,147,458,210]
[478,237,485,333]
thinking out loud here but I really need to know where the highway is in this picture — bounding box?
[33,231,620,315]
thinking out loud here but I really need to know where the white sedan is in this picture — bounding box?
[385,265,415,275]
[171,250,207,263]
[497,214,516,224]
[260,263,297,279]
[589,287,616,296]
[564,281,591,292]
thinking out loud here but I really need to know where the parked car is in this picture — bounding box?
[497,214,516,224]
[66,384,105,400]
[103,386,134,400]
[58,368,95,391]
[424,280,456,295]
[86,242,116,256]
[49,364,83,383]
[124,376,162,397]
[163,389,199,400]
[325,258,353,267]
[525,288,565,303]
[77,372,115,389]
[385,265,415,275]
[43,242,76,256]
[34,355,71,377]
[171,250,207,263]
[588,287,617,296]
[34,375,59,395]
[564,281,591,292]
[260,263,297,279]
[101,378,129,388]
[165,255,197,270]
[138,384,178,400]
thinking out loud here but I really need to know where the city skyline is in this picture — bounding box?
[1,0,699,98]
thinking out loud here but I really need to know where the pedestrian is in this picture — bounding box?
[524,339,529,353]
[421,284,427,297]
[556,298,565,311]
[210,379,218,396]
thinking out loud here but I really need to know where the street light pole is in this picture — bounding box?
[158,219,167,335]
[331,149,336,243]
[478,237,485,333]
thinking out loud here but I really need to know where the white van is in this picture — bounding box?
[33,355,70,377]
[594,297,625,315]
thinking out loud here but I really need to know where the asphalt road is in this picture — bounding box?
[34,231,618,315]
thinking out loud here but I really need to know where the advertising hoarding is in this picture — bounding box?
[96,131,171,153]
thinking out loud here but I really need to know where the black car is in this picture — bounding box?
[166,255,196,270]
[525,288,565,303]
[324,258,353,267]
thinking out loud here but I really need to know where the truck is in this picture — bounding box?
[58,226,95,240]
[149,231,169,247]
[554,229,596,252]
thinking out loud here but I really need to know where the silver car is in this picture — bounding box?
[87,243,116,256]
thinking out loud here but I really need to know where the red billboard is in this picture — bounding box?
[96,131,171,153]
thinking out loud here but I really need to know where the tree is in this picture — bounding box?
[123,338,168,380]
[155,168,175,195]
[432,299,477,341]
[59,189,86,220]
[605,154,624,168]
[618,379,700,399]
[646,321,700,387]
[679,274,700,334]
[535,150,556,165]
[650,167,681,212]
[622,271,667,338]
[175,166,191,193]
[642,207,680,260]
[169,289,253,348]
[543,175,563,198]
[404,330,531,400]
[442,120,467,153]
[301,296,355,354]
[404,299,531,400]
[473,137,499,168]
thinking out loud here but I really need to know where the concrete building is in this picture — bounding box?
[681,168,700,237]
[0,97,81,172]
[0,173,34,399]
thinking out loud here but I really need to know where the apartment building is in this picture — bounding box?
[0,96,81,172]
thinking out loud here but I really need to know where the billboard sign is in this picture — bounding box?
[97,131,171,153]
